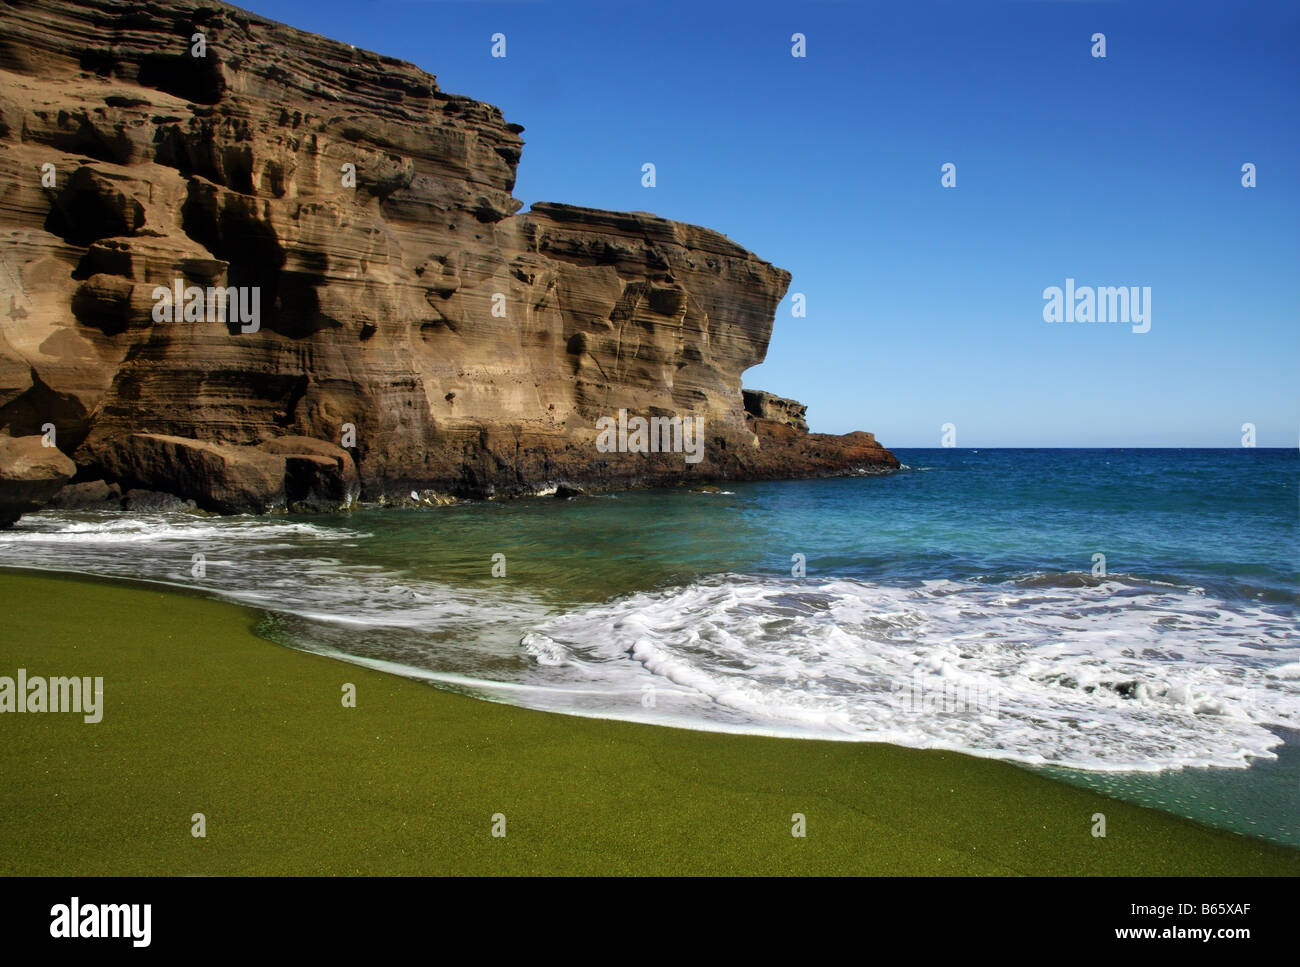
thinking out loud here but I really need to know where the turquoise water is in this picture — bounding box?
[316,447,1299,603]
[2,448,1297,845]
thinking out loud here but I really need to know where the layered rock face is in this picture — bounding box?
[743,389,809,433]
[0,0,896,520]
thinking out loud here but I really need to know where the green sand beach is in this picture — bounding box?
[0,569,1295,876]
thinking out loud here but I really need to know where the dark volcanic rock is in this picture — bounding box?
[259,436,359,511]
[121,488,197,512]
[0,0,897,519]
[95,433,286,514]
[89,432,359,514]
[48,478,121,509]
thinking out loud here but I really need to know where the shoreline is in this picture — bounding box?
[1,568,1295,875]
[5,556,1290,774]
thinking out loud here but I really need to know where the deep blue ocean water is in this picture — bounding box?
[3,448,1297,844]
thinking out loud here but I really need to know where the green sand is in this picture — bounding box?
[0,570,1295,875]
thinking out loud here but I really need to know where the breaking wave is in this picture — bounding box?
[3,511,1297,775]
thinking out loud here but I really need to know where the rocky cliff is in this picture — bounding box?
[0,0,896,521]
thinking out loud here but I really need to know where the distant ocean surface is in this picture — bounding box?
[3,448,1297,845]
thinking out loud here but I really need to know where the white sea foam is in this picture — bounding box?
[0,514,362,544]
[515,575,1300,771]
[3,512,1296,773]
[520,632,568,666]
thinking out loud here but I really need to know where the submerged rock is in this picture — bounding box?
[121,489,198,513]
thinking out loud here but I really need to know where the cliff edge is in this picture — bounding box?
[0,0,896,520]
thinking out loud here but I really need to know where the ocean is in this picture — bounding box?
[2,448,1297,845]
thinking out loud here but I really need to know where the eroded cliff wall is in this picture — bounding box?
[0,0,895,515]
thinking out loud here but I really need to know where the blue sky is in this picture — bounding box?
[245,0,1297,446]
